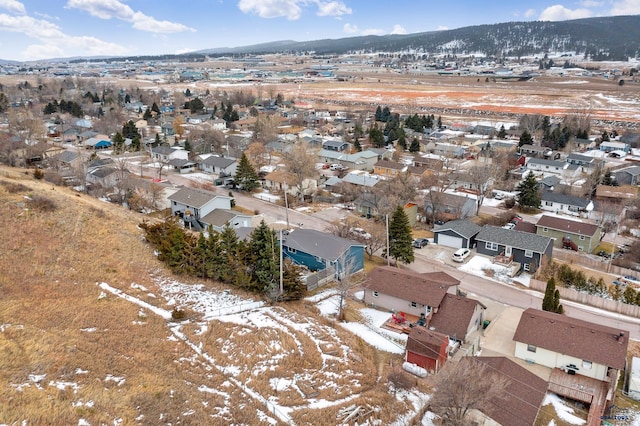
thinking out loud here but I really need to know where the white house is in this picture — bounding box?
[167,187,232,220]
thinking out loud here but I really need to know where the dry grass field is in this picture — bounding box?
[0,166,431,425]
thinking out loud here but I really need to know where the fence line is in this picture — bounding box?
[529,279,640,318]
[551,250,637,278]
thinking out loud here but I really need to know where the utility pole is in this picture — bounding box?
[284,180,290,229]
[279,228,284,299]
[386,214,390,267]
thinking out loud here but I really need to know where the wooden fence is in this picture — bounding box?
[529,279,640,318]
[552,249,637,278]
[305,266,336,291]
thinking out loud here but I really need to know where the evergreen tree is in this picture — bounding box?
[382,106,391,122]
[397,133,407,151]
[601,131,610,142]
[497,125,507,139]
[249,220,279,292]
[218,224,240,284]
[519,130,533,147]
[542,277,564,313]
[623,285,637,305]
[409,137,421,153]
[601,170,618,186]
[369,124,385,148]
[153,133,161,148]
[235,153,260,191]
[143,108,152,121]
[353,139,362,152]
[112,132,125,154]
[151,102,160,114]
[184,138,191,152]
[281,259,306,301]
[388,206,414,266]
[516,173,541,210]
[374,106,383,122]
[437,116,442,129]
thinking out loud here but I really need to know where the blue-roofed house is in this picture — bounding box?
[84,136,112,150]
[280,229,365,279]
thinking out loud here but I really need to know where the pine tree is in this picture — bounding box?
[353,139,362,152]
[516,173,541,210]
[374,105,383,122]
[248,220,279,292]
[235,153,260,191]
[281,259,306,301]
[497,125,507,139]
[397,133,407,151]
[388,206,414,266]
[542,277,564,313]
[112,132,125,154]
[409,137,421,153]
[369,124,385,148]
[218,224,241,284]
[519,130,533,147]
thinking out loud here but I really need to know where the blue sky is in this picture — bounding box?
[1,0,639,61]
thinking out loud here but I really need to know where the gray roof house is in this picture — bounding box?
[168,187,232,220]
[540,191,594,216]
[199,209,252,233]
[433,219,482,249]
[614,165,640,185]
[199,156,238,176]
[151,146,189,163]
[475,225,553,273]
[424,191,476,221]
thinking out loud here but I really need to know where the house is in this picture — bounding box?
[540,191,594,216]
[629,357,640,401]
[317,149,378,171]
[475,226,553,272]
[566,153,602,171]
[363,266,460,318]
[613,165,640,185]
[373,160,407,177]
[54,150,81,169]
[341,172,381,189]
[427,293,486,348]
[519,144,551,158]
[424,141,466,158]
[353,192,381,218]
[169,158,197,174]
[538,175,560,191]
[535,215,602,252]
[84,136,112,150]
[573,137,596,151]
[199,209,252,233]
[168,187,232,220]
[263,170,317,198]
[199,156,238,177]
[424,191,477,221]
[280,229,365,278]
[86,166,120,188]
[405,328,449,372]
[449,172,493,195]
[595,184,639,201]
[600,141,630,154]
[462,357,547,426]
[150,146,189,163]
[526,157,566,174]
[433,219,482,249]
[322,139,349,152]
[513,308,628,419]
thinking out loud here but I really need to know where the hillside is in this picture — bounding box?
[0,167,422,424]
[193,16,640,60]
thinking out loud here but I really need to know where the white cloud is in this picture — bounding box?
[238,0,351,20]
[66,0,194,33]
[238,0,303,20]
[437,25,449,30]
[0,0,25,14]
[390,24,406,35]
[610,0,640,15]
[538,4,594,21]
[315,0,352,17]
[0,12,127,59]
[343,23,358,34]
[525,8,537,18]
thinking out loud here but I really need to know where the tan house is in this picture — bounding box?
[263,170,317,198]
[373,160,407,177]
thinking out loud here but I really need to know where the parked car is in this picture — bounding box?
[493,192,505,200]
[452,248,471,263]
[412,238,430,248]
[502,223,516,230]
[349,227,371,239]
[330,163,346,171]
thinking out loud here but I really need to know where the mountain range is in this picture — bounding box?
[192,15,640,61]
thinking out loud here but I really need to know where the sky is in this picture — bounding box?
[1,0,640,61]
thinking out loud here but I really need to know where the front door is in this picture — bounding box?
[505,246,512,257]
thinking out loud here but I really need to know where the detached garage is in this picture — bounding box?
[434,219,481,249]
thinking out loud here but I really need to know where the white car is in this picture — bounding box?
[330,163,346,171]
[452,248,471,263]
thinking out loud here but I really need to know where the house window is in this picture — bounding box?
[525,250,533,258]
[543,227,548,233]
[485,242,498,251]
[579,235,585,240]
[410,301,417,308]
[582,360,592,370]
[523,263,531,272]
[289,248,297,254]
[527,344,536,353]
[372,291,379,297]
[545,201,553,206]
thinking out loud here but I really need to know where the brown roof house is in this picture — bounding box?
[513,308,629,420]
[363,267,485,347]
[535,214,603,253]
[461,356,548,426]
[406,328,449,373]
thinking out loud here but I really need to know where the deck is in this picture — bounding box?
[382,312,422,334]
[548,368,609,426]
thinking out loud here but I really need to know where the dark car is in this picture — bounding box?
[412,238,429,248]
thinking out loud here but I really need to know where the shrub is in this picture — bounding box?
[33,168,44,180]
[171,307,186,320]
[28,195,57,212]
[0,181,30,193]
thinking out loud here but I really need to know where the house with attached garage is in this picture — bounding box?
[199,209,252,233]
[279,229,364,279]
[513,308,629,421]
[535,214,603,252]
[433,219,482,249]
[540,190,594,217]
[475,225,553,273]
[168,187,232,220]
[150,146,189,163]
[424,191,477,221]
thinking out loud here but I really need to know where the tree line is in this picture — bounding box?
[140,218,306,301]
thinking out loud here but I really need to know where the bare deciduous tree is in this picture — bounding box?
[282,141,318,202]
[429,358,509,425]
